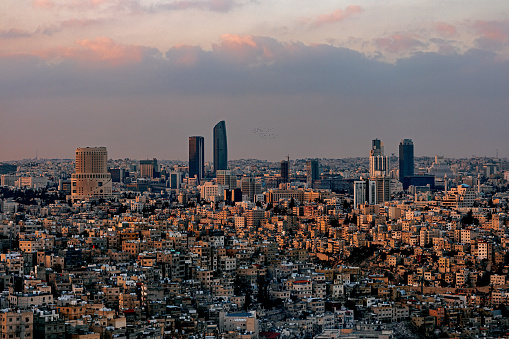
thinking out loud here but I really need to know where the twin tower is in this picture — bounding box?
[189,120,227,182]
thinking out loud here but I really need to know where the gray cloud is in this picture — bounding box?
[1,38,508,161]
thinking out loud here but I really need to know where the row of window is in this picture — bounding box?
[73,174,109,179]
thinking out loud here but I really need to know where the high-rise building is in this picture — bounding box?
[372,176,390,204]
[306,160,320,187]
[70,147,112,201]
[354,179,376,207]
[368,139,390,203]
[109,168,127,183]
[189,136,204,183]
[399,139,414,182]
[217,170,237,190]
[169,171,182,189]
[140,158,158,178]
[241,177,262,201]
[280,160,289,183]
[213,120,228,174]
[369,139,389,177]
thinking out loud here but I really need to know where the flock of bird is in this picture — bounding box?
[252,127,277,140]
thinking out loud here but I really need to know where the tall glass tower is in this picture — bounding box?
[399,138,414,181]
[189,136,204,182]
[213,120,228,174]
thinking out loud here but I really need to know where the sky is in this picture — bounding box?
[1,0,509,162]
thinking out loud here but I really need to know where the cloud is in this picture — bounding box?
[34,37,152,66]
[374,34,426,55]
[1,35,509,161]
[166,44,206,66]
[32,0,55,8]
[472,20,509,51]
[2,34,508,98]
[32,0,239,13]
[0,29,33,39]
[435,22,457,37]
[41,18,109,35]
[473,20,509,43]
[313,5,363,26]
[158,0,237,12]
[33,0,110,10]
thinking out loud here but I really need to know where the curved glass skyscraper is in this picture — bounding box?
[213,120,228,174]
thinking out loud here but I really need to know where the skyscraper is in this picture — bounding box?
[241,176,262,201]
[280,160,289,183]
[140,158,158,178]
[213,121,228,174]
[368,139,390,203]
[306,160,319,187]
[189,136,204,183]
[70,147,112,201]
[399,139,414,182]
[354,179,376,207]
[369,139,389,177]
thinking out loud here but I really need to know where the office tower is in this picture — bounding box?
[140,158,158,178]
[169,171,182,189]
[368,139,390,203]
[354,179,376,208]
[241,177,262,201]
[369,139,389,177]
[372,176,390,204]
[306,160,320,187]
[189,136,204,183]
[70,147,112,201]
[217,170,237,190]
[109,168,127,183]
[399,139,414,182]
[280,160,289,183]
[353,181,366,208]
[213,120,228,174]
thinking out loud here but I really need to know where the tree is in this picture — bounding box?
[289,197,296,209]
[461,210,479,225]
[350,213,357,225]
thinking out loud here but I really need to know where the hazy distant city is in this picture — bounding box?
[2,1,509,339]
[0,118,509,339]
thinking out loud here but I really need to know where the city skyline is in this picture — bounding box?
[1,1,509,161]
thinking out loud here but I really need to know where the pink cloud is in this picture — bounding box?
[220,34,258,48]
[473,20,509,43]
[32,0,55,8]
[314,5,363,26]
[155,0,237,12]
[375,34,425,54]
[36,37,147,66]
[210,34,289,66]
[42,18,108,35]
[33,0,110,10]
[167,45,204,66]
[435,22,457,36]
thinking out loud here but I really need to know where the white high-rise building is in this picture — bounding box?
[367,139,391,203]
[70,147,112,201]
[354,179,376,208]
[369,139,389,177]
